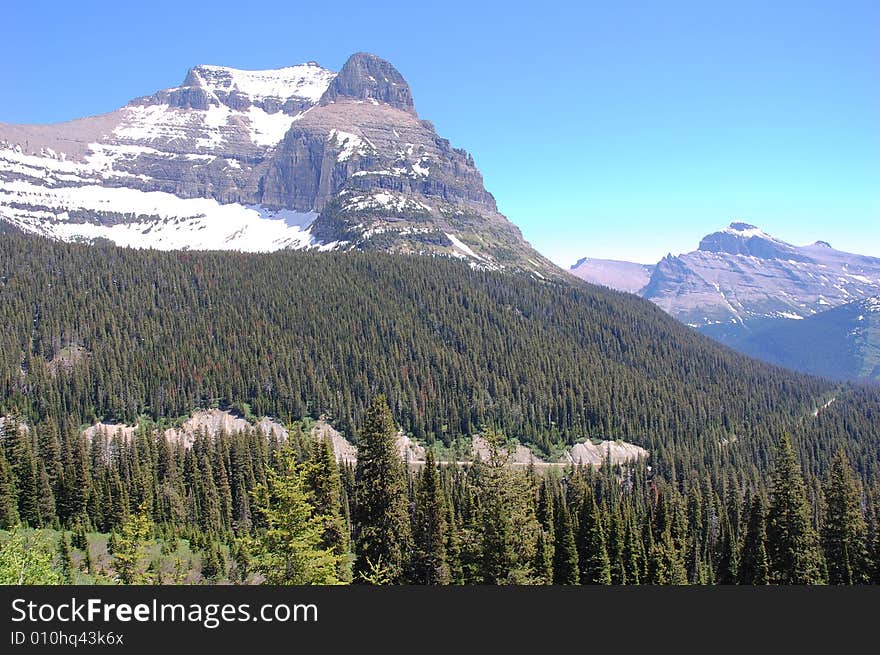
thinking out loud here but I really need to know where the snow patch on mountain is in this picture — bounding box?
[1,175,319,251]
[191,63,335,104]
[328,129,371,161]
[445,233,485,261]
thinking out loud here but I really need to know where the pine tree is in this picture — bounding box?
[622,513,642,585]
[58,532,74,584]
[739,494,769,585]
[0,445,19,529]
[766,435,825,584]
[111,503,153,584]
[552,492,579,585]
[411,449,449,584]
[444,499,464,584]
[606,505,626,584]
[822,450,869,584]
[533,527,554,585]
[3,417,40,526]
[647,534,688,585]
[307,436,352,582]
[248,448,344,585]
[477,428,539,584]
[577,490,611,585]
[353,396,411,584]
[533,478,555,584]
[200,540,226,582]
[37,465,57,526]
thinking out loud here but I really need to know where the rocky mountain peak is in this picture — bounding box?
[0,51,558,277]
[728,221,758,232]
[155,61,337,115]
[320,52,415,114]
[696,222,800,260]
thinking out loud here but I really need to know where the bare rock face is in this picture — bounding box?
[321,52,415,114]
[81,409,288,452]
[564,440,648,466]
[642,223,880,331]
[0,53,559,277]
[571,222,880,333]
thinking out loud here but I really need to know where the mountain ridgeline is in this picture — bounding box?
[3,232,880,482]
[571,222,880,383]
[0,52,557,277]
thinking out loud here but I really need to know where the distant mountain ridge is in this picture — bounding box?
[569,257,654,294]
[570,222,880,382]
[728,295,880,382]
[0,52,557,277]
[572,222,880,326]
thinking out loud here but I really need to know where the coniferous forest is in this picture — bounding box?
[1,232,880,585]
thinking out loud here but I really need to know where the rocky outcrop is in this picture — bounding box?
[564,440,649,466]
[320,52,415,114]
[81,409,288,450]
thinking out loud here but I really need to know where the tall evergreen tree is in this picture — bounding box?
[0,445,19,529]
[577,490,611,585]
[353,395,411,584]
[552,492,579,585]
[739,494,769,585]
[3,417,40,526]
[247,448,344,585]
[307,436,352,582]
[822,450,869,584]
[411,449,449,584]
[478,428,539,584]
[58,533,74,584]
[766,435,825,584]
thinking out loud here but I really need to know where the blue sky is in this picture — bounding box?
[2,0,877,265]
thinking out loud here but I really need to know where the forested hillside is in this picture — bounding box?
[2,233,880,584]
[2,232,869,479]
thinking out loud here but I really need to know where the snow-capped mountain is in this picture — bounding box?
[572,222,880,330]
[570,222,880,381]
[0,53,555,276]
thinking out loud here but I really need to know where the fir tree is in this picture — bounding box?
[739,494,769,585]
[200,540,226,582]
[353,396,411,584]
[622,513,642,585]
[822,450,869,584]
[248,448,344,585]
[552,492,579,585]
[4,417,40,526]
[766,435,825,584]
[0,446,19,529]
[606,506,626,585]
[411,449,449,584]
[111,503,153,584]
[477,428,539,584]
[577,491,611,585]
[306,436,352,582]
[58,532,74,584]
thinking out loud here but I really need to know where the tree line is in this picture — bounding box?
[2,232,879,489]
[2,397,878,585]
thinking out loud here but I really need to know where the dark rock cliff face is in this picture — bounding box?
[320,52,416,113]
